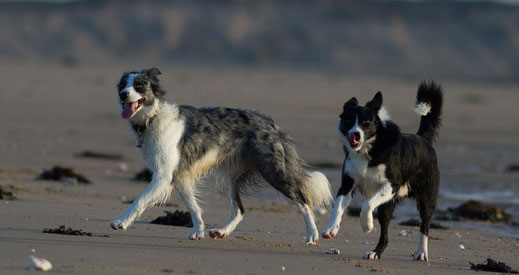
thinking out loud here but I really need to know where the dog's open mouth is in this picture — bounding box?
[347,133,362,150]
[121,98,144,120]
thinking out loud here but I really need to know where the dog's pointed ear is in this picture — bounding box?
[367,91,383,111]
[343,97,358,110]
[147,67,162,78]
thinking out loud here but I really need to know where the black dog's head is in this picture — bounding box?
[116,67,166,120]
[339,92,390,152]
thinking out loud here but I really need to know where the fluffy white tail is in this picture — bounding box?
[303,171,333,209]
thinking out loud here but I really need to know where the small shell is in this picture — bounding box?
[398,229,411,237]
[25,255,52,271]
[326,248,340,254]
[457,244,465,250]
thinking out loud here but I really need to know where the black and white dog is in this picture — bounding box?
[321,81,444,261]
[109,68,333,244]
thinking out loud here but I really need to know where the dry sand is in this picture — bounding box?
[1,62,518,274]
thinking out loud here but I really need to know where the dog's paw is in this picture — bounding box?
[109,219,129,230]
[321,225,339,240]
[413,251,428,262]
[188,229,204,240]
[208,229,227,239]
[363,251,378,260]
[360,210,374,234]
[305,229,319,245]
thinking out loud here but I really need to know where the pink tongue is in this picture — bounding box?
[121,101,139,120]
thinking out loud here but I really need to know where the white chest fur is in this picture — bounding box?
[344,152,389,197]
[138,104,185,175]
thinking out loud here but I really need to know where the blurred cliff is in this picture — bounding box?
[1,0,519,81]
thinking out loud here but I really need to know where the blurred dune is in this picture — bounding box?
[1,0,519,81]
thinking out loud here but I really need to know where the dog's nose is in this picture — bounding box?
[119,91,129,101]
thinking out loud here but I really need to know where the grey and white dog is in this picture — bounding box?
[109,68,333,244]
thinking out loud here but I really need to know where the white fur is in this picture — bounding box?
[209,185,244,239]
[377,107,392,127]
[414,102,431,116]
[304,171,333,209]
[178,184,205,240]
[347,117,364,152]
[321,193,352,239]
[363,251,378,260]
[295,202,319,245]
[121,73,142,102]
[413,233,429,261]
[110,103,185,231]
[360,182,394,234]
[397,182,410,198]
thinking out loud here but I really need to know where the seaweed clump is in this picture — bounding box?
[151,210,193,227]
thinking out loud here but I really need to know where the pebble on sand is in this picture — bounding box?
[326,248,340,254]
[25,255,52,271]
[457,244,465,250]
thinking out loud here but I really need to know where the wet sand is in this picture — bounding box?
[1,63,518,274]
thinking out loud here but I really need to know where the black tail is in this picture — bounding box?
[414,81,444,145]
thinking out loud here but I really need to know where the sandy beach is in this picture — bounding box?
[1,63,518,274]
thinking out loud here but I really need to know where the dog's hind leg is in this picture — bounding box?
[110,172,173,230]
[209,173,248,239]
[208,185,245,239]
[294,202,320,245]
[322,172,354,239]
[177,184,205,240]
[363,201,396,260]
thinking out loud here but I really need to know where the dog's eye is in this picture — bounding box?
[135,84,143,90]
[362,120,370,126]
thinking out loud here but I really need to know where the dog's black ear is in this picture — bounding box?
[147,67,162,78]
[367,91,383,111]
[343,97,358,110]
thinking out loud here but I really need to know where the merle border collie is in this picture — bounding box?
[321,81,444,261]
[109,68,332,244]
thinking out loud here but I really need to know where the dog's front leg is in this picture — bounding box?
[360,182,393,235]
[110,172,173,230]
[321,163,354,239]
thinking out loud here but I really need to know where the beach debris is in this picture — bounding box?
[313,206,328,215]
[135,168,153,182]
[457,244,465,250]
[448,200,511,223]
[151,210,193,227]
[364,241,370,245]
[118,162,129,172]
[43,225,93,236]
[505,164,519,173]
[0,185,16,200]
[470,258,518,273]
[398,218,449,229]
[398,229,411,237]
[38,166,91,184]
[326,248,341,254]
[76,150,124,160]
[281,266,286,271]
[25,255,52,271]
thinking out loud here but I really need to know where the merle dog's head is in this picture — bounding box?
[339,92,391,152]
[116,67,166,120]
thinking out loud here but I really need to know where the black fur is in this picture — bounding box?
[337,81,444,259]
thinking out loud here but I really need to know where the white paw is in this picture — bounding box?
[208,229,228,239]
[188,229,205,240]
[360,210,374,233]
[363,251,378,260]
[413,251,428,262]
[109,219,129,230]
[305,229,319,245]
[321,225,340,240]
